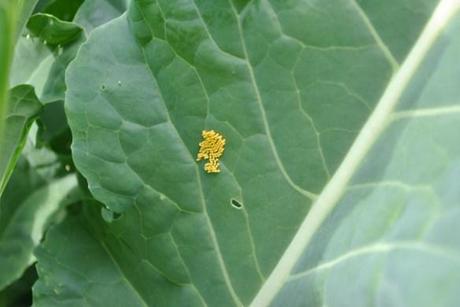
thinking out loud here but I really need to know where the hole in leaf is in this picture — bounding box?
[100,84,106,91]
[101,207,121,223]
[231,199,243,209]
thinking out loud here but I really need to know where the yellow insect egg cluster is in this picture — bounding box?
[196,130,226,173]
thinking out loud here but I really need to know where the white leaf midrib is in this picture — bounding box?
[250,0,460,305]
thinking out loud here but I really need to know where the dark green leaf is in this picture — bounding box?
[36,101,72,154]
[27,13,82,46]
[0,266,37,307]
[35,0,459,306]
[0,154,78,290]
[35,0,84,22]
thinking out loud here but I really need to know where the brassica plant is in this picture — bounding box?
[1,0,460,306]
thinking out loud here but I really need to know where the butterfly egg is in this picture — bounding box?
[196,130,226,173]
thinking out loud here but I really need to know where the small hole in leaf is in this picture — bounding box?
[231,199,243,209]
[101,207,121,223]
[100,84,106,91]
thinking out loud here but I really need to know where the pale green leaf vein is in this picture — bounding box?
[98,237,149,306]
[391,105,460,121]
[228,0,317,201]
[350,0,399,71]
[168,233,210,307]
[135,3,244,305]
[288,241,460,282]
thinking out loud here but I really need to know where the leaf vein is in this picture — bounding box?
[228,0,318,200]
[134,3,244,305]
[350,0,399,71]
[287,241,460,282]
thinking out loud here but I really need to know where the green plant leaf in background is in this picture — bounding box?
[30,0,130,156]
[34,0,84,22]
[0,85,41,194]
[32,0,460,306]
[0,0,128,300]
[0,0,38,140]
[13,0,39,41]
[0,0,22,146]
[0,1,82,299]
[0,12,83,194]
[0,266,37,307]
[3,0,130,187]
[0,150,78,290]
[74,0,128,32]
[9,14,84,104]
[0,14,82,198]
[27,13,82,46]
[36,101,72,155]
[1,0,118,189]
